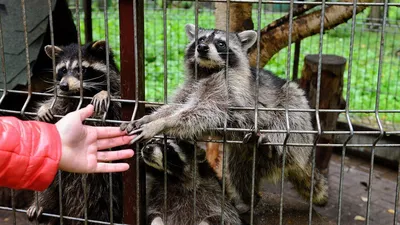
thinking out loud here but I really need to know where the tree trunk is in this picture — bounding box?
[298,54,347,173]
[367,0,384,30]
[215,2,253,32]
[248,0,373,67]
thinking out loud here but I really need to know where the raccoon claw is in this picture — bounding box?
[129,128,144,136]
[91,90,110,113]
[242,131,260,144]
[130,133,145,144]
[37,107,54,122]
[120,120,145,133]
[27,205,43,221]
[120,122,129,131]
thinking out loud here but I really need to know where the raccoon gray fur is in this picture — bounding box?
[142,138,242,225]
[120,24,328,214]
[26,40,123,225]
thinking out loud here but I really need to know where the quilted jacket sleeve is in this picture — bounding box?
[0,117,61,191]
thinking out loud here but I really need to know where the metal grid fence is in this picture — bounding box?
[0,0,399,225]
[69,0,400,129]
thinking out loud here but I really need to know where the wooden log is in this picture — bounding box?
[299,54,347,174]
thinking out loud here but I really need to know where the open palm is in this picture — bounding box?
[55,104,134,173]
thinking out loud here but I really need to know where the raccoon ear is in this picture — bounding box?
[89,40,107,52]
[185,24,196,41]
[238,30,257,51]
[44,45,63,58]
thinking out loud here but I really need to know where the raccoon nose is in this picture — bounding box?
[59,81,69,91]
[197,44,209,54]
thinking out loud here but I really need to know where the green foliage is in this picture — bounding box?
[80,6,400,123]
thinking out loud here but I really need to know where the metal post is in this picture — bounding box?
[119,0,145,224]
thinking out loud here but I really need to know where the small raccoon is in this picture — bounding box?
[35,40,121,122]
[143,138,242,225]
[26,40,123,225]
[121,24,328,214]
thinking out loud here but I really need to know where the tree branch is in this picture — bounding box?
[248,0,373,67]
[264,4,319,32]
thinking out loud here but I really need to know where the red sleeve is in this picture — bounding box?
[0,117,62,191]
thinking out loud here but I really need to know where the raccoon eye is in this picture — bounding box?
[81,67,87,74]
[198,37,205,43]
[60,67,67,74]
[217,41,226,48]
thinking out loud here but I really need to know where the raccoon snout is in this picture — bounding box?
[197,44,209,55]
[59,81,69,91]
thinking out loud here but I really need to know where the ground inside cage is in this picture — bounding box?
[1,152,398,225]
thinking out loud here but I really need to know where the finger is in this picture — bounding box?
[97,135,135,150]
[97,149,134,161]
[78,104,95,121]
[95,126,132,139]
[94,162,130,173]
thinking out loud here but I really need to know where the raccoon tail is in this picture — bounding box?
[287,164,329,207]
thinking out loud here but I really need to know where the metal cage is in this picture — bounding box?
[0,0,399,224]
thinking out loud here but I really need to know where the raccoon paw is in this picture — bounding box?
[91,90,110,113]
[120,116,151,132]
[126,119,166,144]
[242,130,261,144]
[235,202,251,214]
[150,217,164,225]
[37,105,54,122]
[27,204,43,222]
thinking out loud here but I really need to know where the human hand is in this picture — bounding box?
[55,104,134,173]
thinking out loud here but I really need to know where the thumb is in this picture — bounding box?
[78,104,94,121]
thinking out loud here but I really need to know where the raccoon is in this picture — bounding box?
[120,24,328,214]
[34,40,121,122]
[26,40,123,225]
[143,138,242,225]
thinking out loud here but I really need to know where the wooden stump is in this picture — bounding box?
[299,54,347,173]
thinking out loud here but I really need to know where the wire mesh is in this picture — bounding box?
[0,0,399,225]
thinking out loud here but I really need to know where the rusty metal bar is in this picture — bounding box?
[279,0,296,222]
[336,0,357,223]
[83,0,93,43]
[162,0,168,224]
[20,0,32,117]
[119,0,145,224]
[365,0,388,223]
[308,0,327,222]
[0,6,6,106]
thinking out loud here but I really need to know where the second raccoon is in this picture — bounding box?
[143,138,242,225]
[27,40,122,225]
